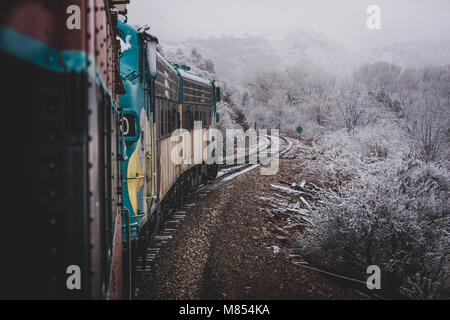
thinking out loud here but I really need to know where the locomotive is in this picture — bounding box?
[0,0,220,300]
[117,19,221,298]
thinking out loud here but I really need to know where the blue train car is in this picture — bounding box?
[117,20,221,295]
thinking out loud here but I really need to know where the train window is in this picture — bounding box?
[171,107,174,131]
[167,109,170,134]
[121,113,137,139]
[172,107,178,130]
[171,106,175,131]
[216,87,221,102]
[166,110,169,135]
[184,108,192,130]
[173,107,176,133]
[160,102,164,136]
[185,109,190,130]
[170,108,173,133]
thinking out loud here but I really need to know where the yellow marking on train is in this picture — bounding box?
[127,144,144,216]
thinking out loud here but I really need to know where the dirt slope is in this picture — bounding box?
[140,141,362,300]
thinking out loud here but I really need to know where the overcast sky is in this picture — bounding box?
[128,0,450,49]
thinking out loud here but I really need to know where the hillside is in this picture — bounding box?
[161,30,450,84]
[357,39,450,68]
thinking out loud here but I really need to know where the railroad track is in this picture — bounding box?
[214,135,292,184]
[134,135,293,298]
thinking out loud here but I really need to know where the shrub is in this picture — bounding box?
[301,138,450,298]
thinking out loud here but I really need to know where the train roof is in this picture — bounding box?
[177,68,213,86]
[156,51,178,74]
[119,21,215,88]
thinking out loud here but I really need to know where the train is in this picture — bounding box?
[0,0,220,300]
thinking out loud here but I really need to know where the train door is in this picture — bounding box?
[147,109,157,212]
[145,36,158,214]
[137,108,149,216]
[140,106,155,214]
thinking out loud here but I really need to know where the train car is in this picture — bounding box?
[0,0,221,299]
[0,0,124,299]
[116,20,221,294]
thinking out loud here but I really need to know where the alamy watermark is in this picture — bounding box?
[67,4,382,32]
[66,265,82,290]
[367,265,381,290]
[367,5,382,30]
[170,122,280,176]
[66,5,81,30]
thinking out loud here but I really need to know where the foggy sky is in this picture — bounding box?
[128,0,450,49]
